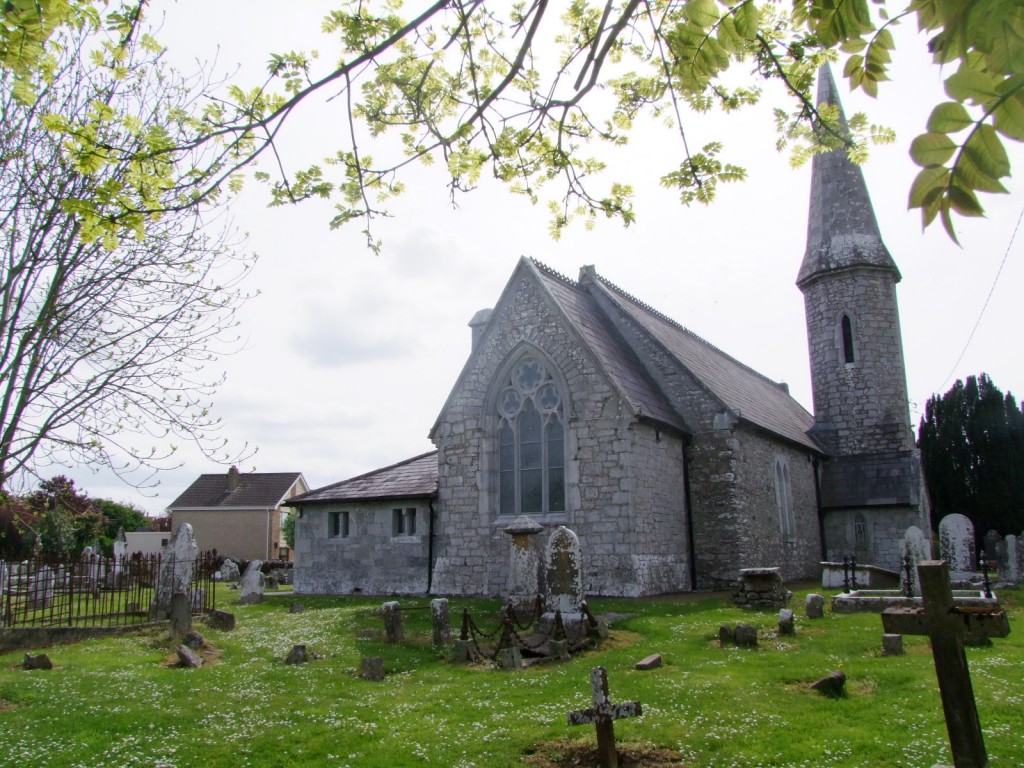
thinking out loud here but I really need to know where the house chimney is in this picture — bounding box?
[468,308,493,351]
[227,465,241,491]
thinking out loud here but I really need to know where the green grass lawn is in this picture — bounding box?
[1,585,1020,768]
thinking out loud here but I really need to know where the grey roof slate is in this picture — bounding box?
[288,452,438,505]
[168,472,305,510]
[526,260,818,451]
[584,270,819,451]
[798,65,900,287]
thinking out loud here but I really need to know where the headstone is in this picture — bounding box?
[360,656,385,680]
[168,592,192,639]
[938,514,976,578]
[1001,534,1020,585]
[539,526,586,642]
[882,561,1011,768]
[430,598,450,645]
[734,624,758,647]
[778,608,795,636]
[219,559,240,582]
[504,515,544,621]
[901,525,932,596]
[176,645,203,668]
[548,638,571,661]
[881,634,904,656]
[206,610,236,631]
[109,528,127,588]
[30,565,54,609]
[635,653,662,671]
[289,602,304,614]
[805,593,825,619]
[238,560,264,604]
[284,644,310,665]
[566,667,642,768]
[810,671,846,697]
[155,524,198,617]
[23,653,53,670]
[382,601,404,643]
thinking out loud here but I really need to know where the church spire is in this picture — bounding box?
[797,65,900,288]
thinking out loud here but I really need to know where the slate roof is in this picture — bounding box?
[168,472,305,510]
[287,452,438,505]
[798,65,900,287]
[528,260,819,452]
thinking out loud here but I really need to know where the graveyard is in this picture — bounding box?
[0,577,1020,768]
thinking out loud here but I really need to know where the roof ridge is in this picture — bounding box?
[593,272,788,391]
[528,257,576,287]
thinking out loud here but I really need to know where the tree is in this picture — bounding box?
[918,373,1024,536]
[281,511,296,550]
[4,1,1021,248]
[22,475,102,558]
[0,23,254,494]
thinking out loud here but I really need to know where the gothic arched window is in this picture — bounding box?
[497,356,565,516]
[841,314,856,364]
[775,457,795,538]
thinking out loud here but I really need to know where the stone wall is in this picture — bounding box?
[801,267,915,456]
[688,425,820,589]
[431,270,690,597]
[293,500,431,595]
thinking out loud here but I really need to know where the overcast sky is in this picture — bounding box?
[65,2,1024,516]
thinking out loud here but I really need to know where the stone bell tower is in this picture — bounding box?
[797,66,930,570]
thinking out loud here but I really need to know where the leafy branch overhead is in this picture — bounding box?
[3,1,1023,246]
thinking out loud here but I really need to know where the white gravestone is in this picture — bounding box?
[939,514,976,579]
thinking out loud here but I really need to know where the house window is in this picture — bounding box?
[841,314,856,364]
[774,458,795,538]
[393,507,416,536]
[497,355,566,516]
[329,511,350,538]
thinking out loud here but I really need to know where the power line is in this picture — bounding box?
[938,204,1024,392]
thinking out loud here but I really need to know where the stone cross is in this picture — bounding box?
[566,666,642,768]
[881,560,1010,768]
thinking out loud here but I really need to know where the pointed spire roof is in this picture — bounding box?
[797,65,900,287]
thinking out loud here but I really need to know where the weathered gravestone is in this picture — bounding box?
[382,601,404,643]
[778,609,795,636]
[999,534,1019,586]
[30,565,54,609]
[238,560,264,605]
[155,524,198,617]
[901,525,932,597]
[938,514,976,580]
[360,656,385,680]
[566,667,642,768]
[168,593,192,640]
[504,515,544,621]
[539,526,586,642]
[219,559,240,583]
[882,561,1011,768]
[805,593,825,619]
[431,598,450,645]
[176,645,203,668]
[881,633,904,656]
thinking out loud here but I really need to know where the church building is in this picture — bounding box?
[288,70,930,597]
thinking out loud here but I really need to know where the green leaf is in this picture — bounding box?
[945,68,1002,105]
[840,38,867,54]
[926,102,972,133]
[732,1,760,39]
[684,0,719,27]
[948,182,985,217]
[910,132,957,167]
[993,92,1024,141]
[955,150,1009,194]
[908,166,950,209]
[962,123,1011,179]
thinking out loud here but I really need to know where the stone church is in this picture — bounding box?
[288,69,930,597]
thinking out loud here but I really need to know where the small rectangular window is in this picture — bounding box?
[329,511,350,538]
[393,507,416,536]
